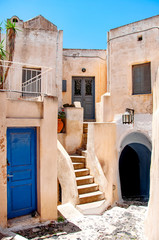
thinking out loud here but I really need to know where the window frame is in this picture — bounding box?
[22,67,41,97]
[132,62,151,95]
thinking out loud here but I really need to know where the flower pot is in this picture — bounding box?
[58,119,64,133]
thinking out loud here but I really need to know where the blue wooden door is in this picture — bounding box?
[7,128,37,219]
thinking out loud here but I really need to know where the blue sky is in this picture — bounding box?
[1,0,159,49]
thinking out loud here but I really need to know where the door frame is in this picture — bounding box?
[72,76,95,120]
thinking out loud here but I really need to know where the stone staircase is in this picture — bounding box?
[70,123,109,214]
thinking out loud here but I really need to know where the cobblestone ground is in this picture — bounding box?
[15,203,148,240]
[53,205,147,240]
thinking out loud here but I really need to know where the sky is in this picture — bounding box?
[1,0,159,49]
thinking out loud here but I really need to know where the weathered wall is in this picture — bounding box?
[6,16,63,106]
[57,141,79,205]
[58,107,83,154]
[87,123,118,204]
[0,92,58,227]
[102,16,159,121]
[39,96,58,221]
[0,93,7,228]
[145,67,159,240]
[62,49,107,118]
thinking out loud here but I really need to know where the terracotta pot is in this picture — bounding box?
[58,119,64,133]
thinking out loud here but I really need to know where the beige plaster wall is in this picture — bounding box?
[102,16,159,121]
[0,92,58,227]
[62,49,107,118]
[0,93,7,228]
[87,122,118,204]
[39,96,58,221]
[145,67,159,240]
[6,16,63,106]
[57,141,79,205]
[58,107,83,154]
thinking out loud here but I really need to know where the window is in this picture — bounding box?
[12,18,18,23]
[132,62,151,95]
[22,68,41,96]
[137,35,143,41]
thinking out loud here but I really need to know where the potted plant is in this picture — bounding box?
[58,109,66,133]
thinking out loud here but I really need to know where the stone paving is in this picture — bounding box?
[3,203,148,240]
[53,205,147,240]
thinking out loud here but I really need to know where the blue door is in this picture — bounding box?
[7,128,37,219]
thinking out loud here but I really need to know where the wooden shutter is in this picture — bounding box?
[132,63,151,95]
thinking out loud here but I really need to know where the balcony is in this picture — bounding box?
[0,60,56,100]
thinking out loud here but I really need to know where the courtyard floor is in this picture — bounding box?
[7,201,148,240]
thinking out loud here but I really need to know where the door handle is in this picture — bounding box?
[7,174,13,178]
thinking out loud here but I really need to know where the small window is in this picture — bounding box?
[138,35,142,41]
[22,68,41,96]
[62,80,67,92]
[132,62,151,95]
[12,18,18,23]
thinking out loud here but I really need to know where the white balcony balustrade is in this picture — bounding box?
[0,60,56,100]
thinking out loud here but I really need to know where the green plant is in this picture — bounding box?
[0,40,6,60]
[5,20,19,33]
[58,111,66,119]
[63,103,75,108]
[2,19,20,85]
[57,216,65,222]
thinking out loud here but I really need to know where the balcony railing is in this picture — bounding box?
[0,60,56,99]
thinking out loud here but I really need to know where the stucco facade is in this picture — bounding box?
[63,49,107,119]
[145,68,159,240]
[102,15,159,120]
[7,15,63,106]
[0,92,58,227]
[1,14,159,237]
[86,15,157,207]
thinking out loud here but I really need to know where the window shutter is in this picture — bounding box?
[132,63,151,95]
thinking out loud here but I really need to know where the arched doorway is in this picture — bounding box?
[119,133,151,201]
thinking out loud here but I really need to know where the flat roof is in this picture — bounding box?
[109,14,159,31]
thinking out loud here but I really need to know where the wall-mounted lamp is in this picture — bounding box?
[82,68,86,72]
[122,108,134,124]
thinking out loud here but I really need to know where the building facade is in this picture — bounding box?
[1,14,159,238]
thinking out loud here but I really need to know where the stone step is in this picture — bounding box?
[77,183,99,194]
[79,191,105,204]
[76,200,110,215]
[74,168,90,177]
[82,144,87,150]
[76,148,83,156]
[83,127,88,134]
[83,123,88,128]
[82,137,87,145]
[83,133,87,140]
[76,148,87,156]
[73,162,85,170]
[81,150,87,157]
[76,175,94,186]
[70,155,86,163]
